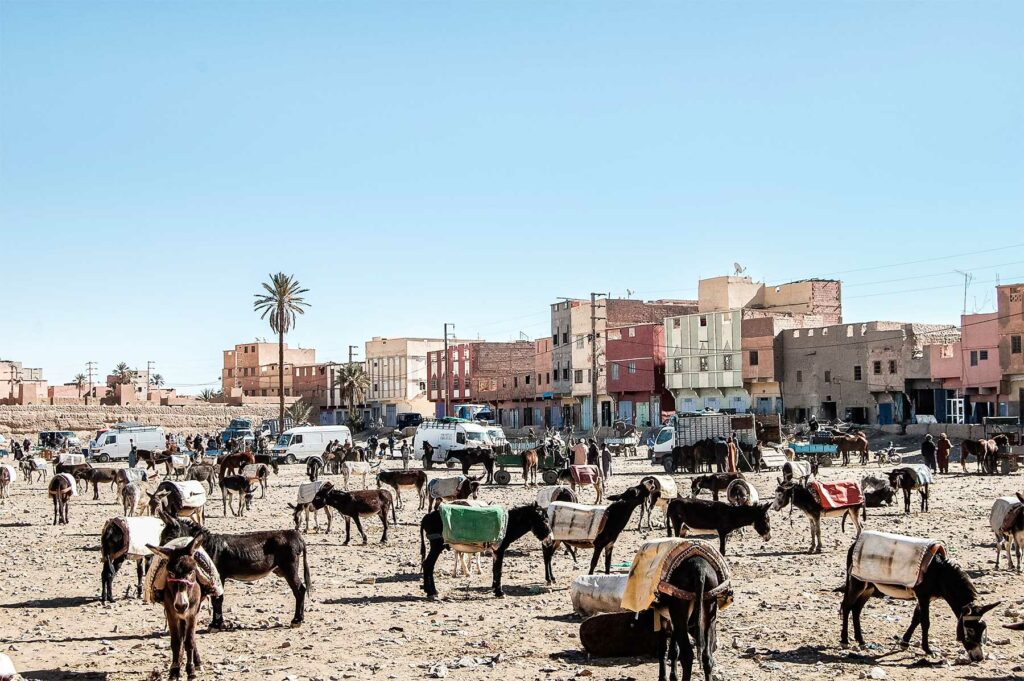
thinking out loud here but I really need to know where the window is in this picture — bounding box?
[980,350,989,361]
[673,359,683,372]
[562,368,569,381]
[546,372,550,384]
[1014,336,1022,354]
[970,351,978,366]
[513,376,518,387]
[699,356,709,372]
[872,361,882,375]
[628,361,636,374]
[611,363,620,380]
[453,375,460,390]
[723,355,733,371]
[854,366,862,381]
[941,344,954,359]
[889,360,897,373]
[576,335,585,349]
[562,332,569,344]
[808,329,814,337]
[793,330,800,338]
[673,318,681,329]
[824,370,831,383]
[293,435,303,444]
[574,370,583,384]
[749,350,759,366]
[628,327,636,337]
[796,370,803,383]
[552,333,558,346]
[699,316,708,327]
[430,377,438,390]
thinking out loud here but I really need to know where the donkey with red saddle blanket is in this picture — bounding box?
[771,479,863,554]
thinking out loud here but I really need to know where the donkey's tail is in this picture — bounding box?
[302,542,312,595]
[693,572,707,658]
[420,522,426,563]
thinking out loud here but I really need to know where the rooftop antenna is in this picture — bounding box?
[625,289,634,299]
[954,270,973,315]
[734,262,747,275]
[519,331,530,341]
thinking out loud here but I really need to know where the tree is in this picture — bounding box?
[334,362,369,422]
[72,373,86,398]
[111,362,136,384]
[150,373,165,388]
[253,273,310,434]
[285,398,313,425]
[198,389,223,403]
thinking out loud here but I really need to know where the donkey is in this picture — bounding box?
[75,466,118,500]
[521,444,544,486]
[771,480,862,554]
[218,450,254,480]
[121,480,150,517]
[637,476,677,531]
[376,469,428,510]
[341,460,372,490]
[0,464,14,503]
[427,475,482,511]
[833,432,869,467]
[187,464,218,495]
[20,457,47,484]
[159,512,310,629]
[219,475,256,517]
[840,540,998,661]
[306,456,324,482]
[665,498,772,556]
[48,474,74,525]
[100,516,162,602]
[310,482,395,545]
[658,548,730,681]
[691,473,743,502]
[991,493,1024,572]
[961,438,999,474]
[146,537,210,680]
[586,485,651,575]
[888,467,929,514]
[241,463,272,499]
[444,447,496,484]
[420,503,556,599]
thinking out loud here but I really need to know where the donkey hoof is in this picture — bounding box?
[494,590,505,598]
[290,619,303,628]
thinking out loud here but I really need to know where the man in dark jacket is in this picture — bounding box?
[921,434,937,472]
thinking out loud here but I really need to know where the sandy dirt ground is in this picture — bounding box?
[2,447,1024,681]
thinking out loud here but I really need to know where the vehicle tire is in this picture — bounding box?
[446,460,456,469]
[662,458,675,474]
[494,470,512,486]
[284,454,297,465]
[96,454,109,463]
[889,454,902,465]
[541,469,559,485]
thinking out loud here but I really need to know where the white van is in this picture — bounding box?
[271,425,352,464]
[413,419,500,465]
[90,426,166,462]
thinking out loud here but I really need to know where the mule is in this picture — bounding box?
[839,537,997,660]
[147,537,210,679]
[310,482,394,545]
[48,474,74,525]
[961,437,1003,474]
[444,447,496,484]
[376,469,428,510]
[665,498,772,556]
[833,432,869,467]
[420,503,556,599]
[159,512,310,629]
[771,480,862,554]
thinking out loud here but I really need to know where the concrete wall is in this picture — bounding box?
[0,404,282,440]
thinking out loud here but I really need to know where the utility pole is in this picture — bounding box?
[348,345,359,366]
[589,293,607,434]
[86,361,96,401]
[954,270,973,316]
[443,323,454,418]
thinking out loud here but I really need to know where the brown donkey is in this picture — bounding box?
[147,537,213,680]
[48,474,74,525]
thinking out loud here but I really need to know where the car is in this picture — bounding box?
[396,412,424,430]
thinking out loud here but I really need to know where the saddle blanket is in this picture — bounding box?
[571,465,601,485]
[440,503,508,547]
[428,476,466,500]
[851,530,945,590]
[783,460,813,480]
[296,480,327,505]
[240,464,265,479]
[898,464,934,487]
[169,455,190,469]
[30,457,48,469]
[343,461,372,475]
[163,481,207,509]
[570,574,629,617]
[860,475,890,494]
[990,497,1023,535]
[57,473,78,496]
[645,476,678,506]
[726,479,759,506]
[143,536,224,604]
[656,541,733,610]
[103,516,166,560]
[810,481,863,510]
[0,464,16,482]
[620,538,687,612]
[58,453,86,466]
[116,468,149,486]
[536,485,575,509]
[548,501,608,545]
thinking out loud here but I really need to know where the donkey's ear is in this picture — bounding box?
[159,510,175,524]
[1016,492,1024,505]
[1004,621,1024,631]
[975,602,1001,618]
[146,544,170,560]
[187,535,204,554]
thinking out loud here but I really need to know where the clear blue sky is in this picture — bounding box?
[1,1,1021,390]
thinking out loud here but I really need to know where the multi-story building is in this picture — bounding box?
[928,311,1008,423]
[221,342,316,399]
[698,275,842,324]
[0,360,45,405]
[780,321,960,425]
[366,337,465,426]
[664,310,745,413]
[997,283,1024,417]
[606,323,670,427]
[741,312,825,415]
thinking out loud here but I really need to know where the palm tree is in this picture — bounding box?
[150,373,165,388]
[334,362,370,421]
[72,373,86,398]
[285,398,313,425]
[111,362,136,384]
[198,388,222,403]
[253,273,310,433]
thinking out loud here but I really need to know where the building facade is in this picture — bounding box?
[664,309,746,413]
[221,342,317,399]
[364,337,449,427]
[998,284,1024,417]
[606,323,671,427]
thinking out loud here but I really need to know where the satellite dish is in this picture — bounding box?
[734,262,747,275]
[626,289,634,299]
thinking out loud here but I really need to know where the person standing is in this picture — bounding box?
[587,438,600,468]
[571,438,588,467]
[400,441,410,469]
[726,436,738,473]
[601,443,613,480]
[936,433,952,474]
[921,434,937,473]
[387,432,395,458]
[128,439,138,468]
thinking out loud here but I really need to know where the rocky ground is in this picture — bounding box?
[2,446,1024,681]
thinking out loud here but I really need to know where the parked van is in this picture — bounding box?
[89,426,166,462]
[271,425,352,464]
[412,418,504,466]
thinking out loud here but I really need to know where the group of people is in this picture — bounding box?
[9,437,33,460]
[920,432,956,474]
[568,437,614,479]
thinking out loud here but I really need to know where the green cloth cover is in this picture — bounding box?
[441,504,508,546]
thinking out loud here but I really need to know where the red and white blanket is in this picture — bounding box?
[810,481,863,510]
[571,465,601,486]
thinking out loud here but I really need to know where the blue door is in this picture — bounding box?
[878,403,893,425]
[618,401,633,423]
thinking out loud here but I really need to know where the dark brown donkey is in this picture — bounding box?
[310,482,395,545]
[48,474,74,525]
[158,512,310,629]
[581,485,651,575]
[146,537,210,680]
[665,498,772,556]
[691,473,743,502]
[888,467,929,514]
[376,469,428,510]
[75,467,118,500]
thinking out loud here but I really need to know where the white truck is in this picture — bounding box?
[89,426,167,462]
[413,418,504,468]
[271,425,352,464]
[650,413,758,471]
